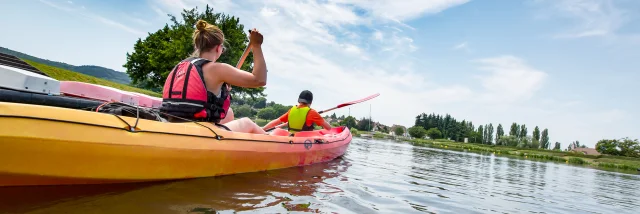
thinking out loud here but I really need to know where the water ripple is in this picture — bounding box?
[2,139,640,214]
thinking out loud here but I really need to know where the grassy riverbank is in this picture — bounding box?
[404,138,640,172]
[23,59,161,97]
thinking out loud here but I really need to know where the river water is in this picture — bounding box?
[1,138,639,213]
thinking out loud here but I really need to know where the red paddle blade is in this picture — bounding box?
[336,93,380,108]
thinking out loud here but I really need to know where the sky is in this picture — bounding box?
[1,0,638,148]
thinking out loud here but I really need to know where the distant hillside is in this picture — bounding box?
[23,59,160,97]
[0,47,132,84]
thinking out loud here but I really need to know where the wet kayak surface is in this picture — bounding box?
[1,138,639,214]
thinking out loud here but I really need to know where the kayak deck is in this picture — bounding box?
[0,102,351,186]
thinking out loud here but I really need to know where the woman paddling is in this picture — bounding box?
[159,19,268,134]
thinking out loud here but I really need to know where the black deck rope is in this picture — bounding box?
[0,114,350,144]
[1,100,351,144]
[111,114,132,131]
[132,105,140,131]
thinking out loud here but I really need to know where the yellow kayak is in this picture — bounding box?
[0,102,352,186]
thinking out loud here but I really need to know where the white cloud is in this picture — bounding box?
[473,55,548,102]
[67,0,73,4]
[453,42,467,50]
[87,14,146,36]
[149,0,471,127]
[329,0,470,21]
[39,0,73,12]
[372,30,383,41]
[453,41,472,53]
[534,0,633,39]
[39,0,145,36]
[125,15,152,26]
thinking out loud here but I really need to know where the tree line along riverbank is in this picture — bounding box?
[400,138,640,173]
[349,126,640,173]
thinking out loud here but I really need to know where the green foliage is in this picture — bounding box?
[496,124,504,145]
[531,139,540,149]
[509,123,518,136]
[373,132,386,139]
[266,102,292,117]
[340,116,357,128]
[409,138,640,171]
[1,47,132,85]
[520,124,527,139]
[519,136,533,148]
[469,131,482,144]
[24,60,160,97]
[256,107,277,120]
[426,128,443,139]
[331,113,337,119]
[123,5,264,98]
[414,113,466,142]
[357,118,373,131]
[477,125,484,144]
[553,142,561,150]
[499,135,519,147]
[394,126,405,136]
[533,126,541,142]
[408,126,427,139]
[484,123,494,145]
[254,119,268,127]
[596,139,619,156]
[250,97,267,109]
[567,157,586,164]
[541,129,550,149]
[350,127,359,136]
[233,104,254,118]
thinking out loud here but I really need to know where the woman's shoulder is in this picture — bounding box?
[203,61,234,72]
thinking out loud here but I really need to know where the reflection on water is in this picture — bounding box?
[1,138,639,214]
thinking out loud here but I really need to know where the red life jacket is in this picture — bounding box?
[159,57,231,123]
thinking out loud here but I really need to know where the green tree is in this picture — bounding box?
[233,104,254,118]
[256,107,277,120]
[531,138,540,149]
[340,116,357,128]
[269,103,292,117]
[426,128,443,139]
[509,123,518,136]
[553,142,561,150]
[123,5,264,97]
[394,126,405,136]
[477,125,484,144]
[498,136,518,147]
[518,136,532,148]
[408,126,427,139]
[251,97,267,109]
[533,126,540,142]
[331,113,337,119]
[595,139,619,155]
[357,118,373,131]
[541,129,550,149]
[496,124,504,145]
[618,137,640,157]
[520,124,528,139]
[485,123,494,145]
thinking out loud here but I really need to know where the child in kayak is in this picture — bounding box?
[160,19,267,134]
[262,90,332,133]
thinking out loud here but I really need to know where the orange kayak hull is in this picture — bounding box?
[0,102,352,186]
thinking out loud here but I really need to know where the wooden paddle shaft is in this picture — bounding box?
[236,29,254,69]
